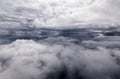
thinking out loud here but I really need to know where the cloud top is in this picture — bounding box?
[0,39,120,79]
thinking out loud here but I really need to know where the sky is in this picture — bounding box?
[0,0,120,28]
[0,1,120,79]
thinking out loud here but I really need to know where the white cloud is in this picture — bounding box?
[0,39,120,79]
[0,0,120,28]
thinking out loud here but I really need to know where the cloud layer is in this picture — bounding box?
[0,27,120,79]
[0,39,120,79]
[0,0,120,28]
[0,1,120,79]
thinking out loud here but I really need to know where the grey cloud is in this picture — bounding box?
[0,39,119,79]
[0,0,120,28]
[0,27,120,79]
[0,1,120,79]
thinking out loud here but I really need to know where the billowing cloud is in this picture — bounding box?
[0,39,120,79]
[0,25,120,79]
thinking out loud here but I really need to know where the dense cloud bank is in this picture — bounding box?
[0,0,120,28]
[0,27,120,79]
[0,39,120,79]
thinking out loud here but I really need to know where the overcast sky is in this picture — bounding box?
[0,0,120,28]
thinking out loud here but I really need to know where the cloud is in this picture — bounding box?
[0,39,120,79]
[0,0,120,28]
[90,0,120,25]
[0,1,120,78]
